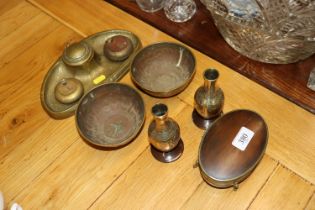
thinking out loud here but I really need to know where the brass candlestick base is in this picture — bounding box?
[192,110,223,130]
[150,139,184,163]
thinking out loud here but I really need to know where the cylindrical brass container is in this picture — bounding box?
[103,35,134,61]
[54,78,83,104]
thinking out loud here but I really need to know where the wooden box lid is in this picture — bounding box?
[198,109,268,188]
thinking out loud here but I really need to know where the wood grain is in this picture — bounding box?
[306,193,315,210]
[14,79,187,209]
[0,26,81,160]
[182,156,277,210]
[1,118,78,202]
[91,106,277,209]
[27,0,173,43]
[90,106,204,209]
[0,12,59,69]
[0,1,41,39]
[249,165,315,210]
[0,0,22,15]
[0,4,82,206]
[0,1,314,209]
[106,0,315,114]
[26,0,315,184]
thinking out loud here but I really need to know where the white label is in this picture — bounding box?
[232,127,255,151]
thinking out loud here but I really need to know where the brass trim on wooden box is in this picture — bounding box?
[40,29,142,119]
[198,109,268,189]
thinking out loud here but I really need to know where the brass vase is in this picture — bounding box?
[193,68,224,129]
[148,103,184,163]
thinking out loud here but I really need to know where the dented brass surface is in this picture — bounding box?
[41,30,142,118]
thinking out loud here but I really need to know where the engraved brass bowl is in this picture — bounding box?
[131,42,196,97]
[41,29,142,119]
[75,83,145,148]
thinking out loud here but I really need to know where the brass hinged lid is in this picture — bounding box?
[62,42,94,66]
[198,109,268,188]
[54,78,84,104]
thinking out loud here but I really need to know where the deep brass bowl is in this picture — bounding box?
[75,83,145,148]
[131,42,196,97]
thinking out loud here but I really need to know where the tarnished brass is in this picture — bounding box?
[41,29,142,119]
[54,78,83,104]
[148,103,183,163]
[131,42,195,97]
[76,83,145,148]
[193,69,224,129]
[104,35,133,61]
[198,110,268,188]
[62,41,94,66]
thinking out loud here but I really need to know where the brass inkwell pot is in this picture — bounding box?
[40,30,142,118]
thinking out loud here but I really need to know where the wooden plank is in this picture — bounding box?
[249,165,315,210]
[90,105,203,209]
[0,118,78,205]
[181,156,277,210]
[0,1,313,209]
[90,105,277,209]
[28,0,315,185]
[0,25,82,207]
[0,1,41,39]
[0,26,82,159]
[0,12,59,68]
[0,0,22,15]
[27,0,172,42]
[306,193,315,210]
[13,82,187,209]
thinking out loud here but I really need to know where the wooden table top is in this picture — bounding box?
[0,0,314,209]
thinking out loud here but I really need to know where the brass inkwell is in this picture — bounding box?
[40,29,142,118]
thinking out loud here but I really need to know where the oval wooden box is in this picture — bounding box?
[198,109,268,188]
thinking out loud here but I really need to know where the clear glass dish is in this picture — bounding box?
[201,0,315,64]
[164,0,197,23]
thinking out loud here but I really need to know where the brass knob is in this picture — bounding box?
[54,78,84,104]
[104,35,133,61]
[62,42,94,66]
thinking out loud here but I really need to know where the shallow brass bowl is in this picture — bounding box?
[76,83,145,148]
[131,42,195,97]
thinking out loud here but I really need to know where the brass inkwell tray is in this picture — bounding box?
[40,29,142,118]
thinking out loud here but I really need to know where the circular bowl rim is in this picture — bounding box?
[130,42,196,97]
[75,82,145,148]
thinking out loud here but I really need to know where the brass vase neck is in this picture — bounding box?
[203,69,219,96]
[152,103,168,131]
